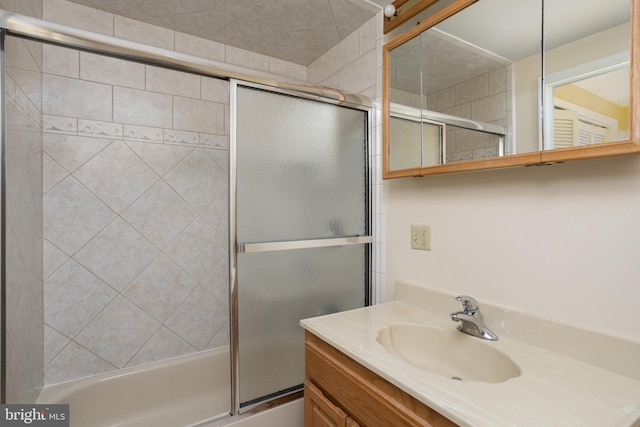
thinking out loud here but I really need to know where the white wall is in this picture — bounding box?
[384,154,640,342]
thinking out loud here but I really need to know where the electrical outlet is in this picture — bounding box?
[411,224,431,251]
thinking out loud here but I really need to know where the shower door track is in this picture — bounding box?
[0,11,372,109]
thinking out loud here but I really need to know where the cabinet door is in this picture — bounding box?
[305,380,359,427]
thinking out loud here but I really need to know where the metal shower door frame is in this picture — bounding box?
[229,79,373,415]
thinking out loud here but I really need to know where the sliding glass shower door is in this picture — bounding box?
[232,82,371,410]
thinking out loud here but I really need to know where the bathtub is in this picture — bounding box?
[38,347,231,427]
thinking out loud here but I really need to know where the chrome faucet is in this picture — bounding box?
[450,295,498,341]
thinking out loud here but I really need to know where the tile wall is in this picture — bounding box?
[389,66,513,163]
[42,45,231,384]
[2,0,44,403]
[1,0,382,387]
[38,0,316,387]
[428,66,513,162]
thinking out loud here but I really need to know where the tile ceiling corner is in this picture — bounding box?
[64,0,383,65]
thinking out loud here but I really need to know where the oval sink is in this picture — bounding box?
[376,323,521,383]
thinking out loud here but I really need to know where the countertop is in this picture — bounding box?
[300,281,640,427]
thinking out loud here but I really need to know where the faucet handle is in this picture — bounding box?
[455,295,478,313]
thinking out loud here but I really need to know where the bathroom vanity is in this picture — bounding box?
[300,282,640,426]
[304,331,454,426]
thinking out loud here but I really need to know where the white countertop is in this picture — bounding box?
[300,282,640,427]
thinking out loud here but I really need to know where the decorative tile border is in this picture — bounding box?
[43,115,77,135]
[79,119,123,138]
[124,125,163,143]
[164,129,199,145]
[200,133,229,148]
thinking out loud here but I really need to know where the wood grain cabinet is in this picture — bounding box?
[304,331,458,427]
[304,380,360,427]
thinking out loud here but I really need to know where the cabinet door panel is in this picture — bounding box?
[304,380,349,427]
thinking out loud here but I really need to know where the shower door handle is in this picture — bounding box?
[237,236,372,253]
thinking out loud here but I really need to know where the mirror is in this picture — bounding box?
[383,0,639,178]
[543,0,631,150]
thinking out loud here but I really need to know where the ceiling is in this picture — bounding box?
[64,0,390,66]
[435,0,630,62]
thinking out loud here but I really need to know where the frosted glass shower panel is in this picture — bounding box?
[236,87,367,243]
[237,245,366,406]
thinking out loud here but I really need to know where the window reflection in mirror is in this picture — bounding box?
[543,0,631,150]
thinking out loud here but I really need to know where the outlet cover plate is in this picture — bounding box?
[411,224,431,251]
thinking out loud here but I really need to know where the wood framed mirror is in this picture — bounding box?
[382,0,640,178]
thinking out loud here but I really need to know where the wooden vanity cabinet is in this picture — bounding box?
[304,331,458,427]
[304,380,360,427]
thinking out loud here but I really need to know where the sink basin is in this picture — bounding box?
[376,323,521,383]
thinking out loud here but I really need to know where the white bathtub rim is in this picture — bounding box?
[38,346,230,403]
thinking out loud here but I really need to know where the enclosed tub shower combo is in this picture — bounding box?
[0,9,373,427]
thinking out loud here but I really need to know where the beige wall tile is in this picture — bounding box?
[43,45,79,78]
[344,49,376,94]
[330,30,360,74]
[124,254,198,322]
[81,53,145,89]
[173,97,224,134]
[201,77,229,104]
[125,141,192,176]
[269,58,306,82]
[45,341,115,385]
[125,327,195,368]
[4,24,44,402]
[44,176,116,254]
[75,296,160,368]
[175,32,225,63]
[428,86,456,112]
[5,37,42,72]
[44,134,110,173]
[163,149,226,213]
[114,16,174,50]
[122,181,197,250]
[307,51,331,84]
[164,285,227,350]
[358,16,377,57]
[226,46,269,73]
[43,74,112,121]
[73,141,159,213]
[74,219,159,291]
[114,86,173,128]
[44,259,117,337]
[7,69,42,110]
[489,67,508,95]
[146,66,200,98]
[472,92,507,123]
[456,73,489,105]
[43,326,68,366]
